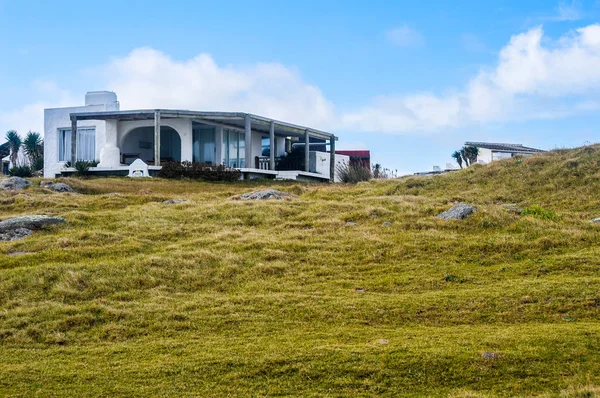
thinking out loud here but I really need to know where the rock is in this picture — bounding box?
[482,352,499,360]
[591,218,600,224]
[8,251,33,256]
[382,221,393,227]
[236,189,296,200]
[0,177,32,191]
[162,199,188,205]
[345,222,357,227]
[502,203,523,214]
[0,228,33,242]
[41,181,75,193]
[436,204,476,220]
[0,215,66,233]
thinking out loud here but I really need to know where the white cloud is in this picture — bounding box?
[102,48,336,130]
[0,80,76,140]
[385,26,425,48]
[5,23,600,139]
[343,24,600,133]
[554,0,583,21]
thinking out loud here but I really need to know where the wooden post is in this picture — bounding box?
[269,120,275,171]
[304,129,310,172]
[70,116,77,165]
[329,135,336,183]
[244,114,252,168]
[154,111,161,166]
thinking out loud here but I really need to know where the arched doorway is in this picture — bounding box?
[121,126,181,165]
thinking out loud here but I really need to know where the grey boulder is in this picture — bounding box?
[237,189,295,200]
[501,203,523,214]
[0,177,32,190]
[163,199,188,205]
[436,204,476,220]
[41,181,75,193]
[0,215,66,233]
[0,228,33,242]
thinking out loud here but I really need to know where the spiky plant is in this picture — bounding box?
[22,131,43,170]
[464,145,479,165]
[452,150,463,169]
[5,130,22,167]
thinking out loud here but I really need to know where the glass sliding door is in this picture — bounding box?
[193,127,216,164]
[222,129,245,168]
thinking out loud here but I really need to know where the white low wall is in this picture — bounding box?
[310,151,350,183]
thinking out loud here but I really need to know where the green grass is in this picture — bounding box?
[2,146,600,396]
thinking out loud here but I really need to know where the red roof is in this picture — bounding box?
[332,150,371,157]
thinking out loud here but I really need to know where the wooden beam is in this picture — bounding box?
[70,116,77,164]
[269,121,275,171]
[329,136,336,183]
[154,111,161,166]
[304,129,310,172]
[244,114,252,168]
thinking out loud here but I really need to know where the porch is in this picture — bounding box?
[64,109,339,181]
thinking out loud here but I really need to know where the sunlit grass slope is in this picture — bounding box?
[2,146,600,397]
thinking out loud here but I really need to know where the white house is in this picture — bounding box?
[44,91,348,182]
[465,141,544,164]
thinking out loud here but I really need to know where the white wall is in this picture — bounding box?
[44,92,119,177]
[477,148,493,164]
[492,151,512,161]
[310,151,350,182]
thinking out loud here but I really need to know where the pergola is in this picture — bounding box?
[69,109,337,180]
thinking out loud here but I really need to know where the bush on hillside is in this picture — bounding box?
[158,161,241,182]
[523,205,558,220]
[8,165,33,177]
[336,161,372,183]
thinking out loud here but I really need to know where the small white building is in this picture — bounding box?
[44,91,347,182]
[465,141,544,164]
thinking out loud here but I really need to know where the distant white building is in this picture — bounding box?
[465,141,544,164]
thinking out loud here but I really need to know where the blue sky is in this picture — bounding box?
[1,0,600,174]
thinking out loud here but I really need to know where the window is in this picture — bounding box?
[193,127,216,164]
[261,137,271,157]
[58,127,96,162]
[222,129,245,168]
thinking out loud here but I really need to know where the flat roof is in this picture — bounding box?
[465,141,544,153]
[69,109,336,141]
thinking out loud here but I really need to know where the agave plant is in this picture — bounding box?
[5,130,22,167]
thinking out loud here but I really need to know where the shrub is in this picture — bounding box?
[522,205,558,220]
[69,160,99,177]
[158,162,241,182]
[31,157,44,172]
[8,165,33,177]
[336,161,372,184]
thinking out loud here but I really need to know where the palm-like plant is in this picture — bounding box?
[452,150,463,169]
[5,130,22,167]
[464,145,479,165]
[22,131,43,170]
[373,163,382,178]
[460,147,470,167]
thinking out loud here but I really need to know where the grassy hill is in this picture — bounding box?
[2,146,600,397]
